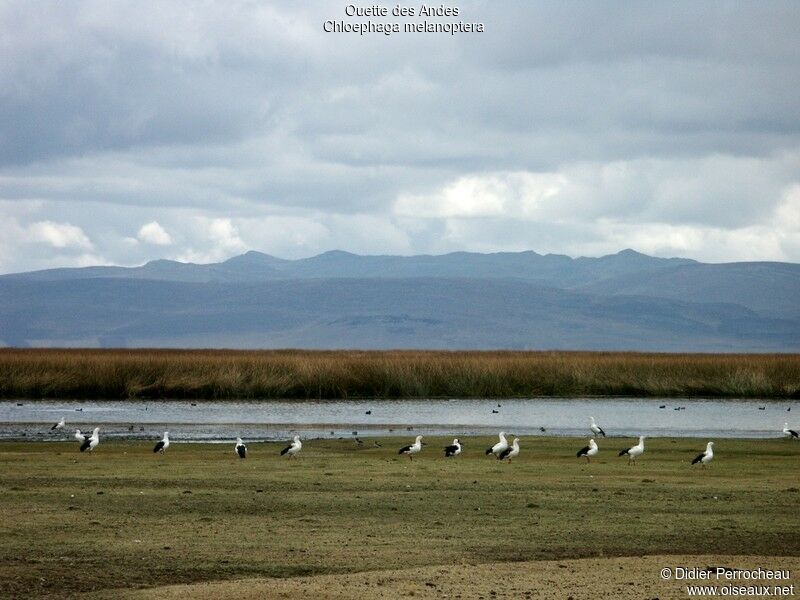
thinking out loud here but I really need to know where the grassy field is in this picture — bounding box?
[1,437,798,599]
[1,349,799,399]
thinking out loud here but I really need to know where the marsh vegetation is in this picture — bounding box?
[0,349,799,400]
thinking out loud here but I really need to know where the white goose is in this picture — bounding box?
[589,416,606,437]
[486,431,509,457]
[80,427,100,453]
[498,438,520,462]
[153,432,170,454]
[444,438,462,457]
[398,435,423,460]
[618,436,645,465]
[691,441,714,467]
[235,437,247,459]
[281,435,302,457]
[577,438,599,462]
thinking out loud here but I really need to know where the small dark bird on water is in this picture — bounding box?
[659,405,666,409]
[365,410,372,415]
[539,427,546,432]
[491,409,499,414]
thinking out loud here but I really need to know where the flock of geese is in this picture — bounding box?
[49,415,800,465]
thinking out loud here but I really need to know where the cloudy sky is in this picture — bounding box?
[1,1,799,273]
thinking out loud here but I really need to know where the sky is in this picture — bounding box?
[1,0,799,274]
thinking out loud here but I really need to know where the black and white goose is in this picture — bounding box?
[51,417,65,432]
[80,427,100,453]
[153,432,170,454]
[576,438,599,462]
[618,436,645,465]
[235,437,247,459]
[398,435,423,460]
[281,435,302,457]
[444,438,462,457]
[691,441,714,467]
[783,423,799,439]
[589,416,606,437]
[486,431,508,457]
[498,438,520,462]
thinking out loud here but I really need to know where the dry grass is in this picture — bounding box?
[0,349,799,399]
[1,437,799,599]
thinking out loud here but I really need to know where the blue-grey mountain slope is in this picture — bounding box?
[0,249,797,350]
[0,276,798,351]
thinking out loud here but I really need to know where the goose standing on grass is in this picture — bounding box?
[618,436,645,465]
[51,417,65,432]
[153,432,170,454]
[235,437,247,459]
[444,438,462,457]
[589,416,606,437]
[74,429,88,443]
[398,435,423,460]
[576,438,599,463]
[486,431,508,457]
[80,427,100,453]
[281,435,302,457]
[691,441,714,467]
[783,423,799,439]
[498,438,520,462]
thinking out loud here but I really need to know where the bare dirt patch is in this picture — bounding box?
[110,555,800,600]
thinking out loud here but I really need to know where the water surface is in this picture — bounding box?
[1,398,796,442]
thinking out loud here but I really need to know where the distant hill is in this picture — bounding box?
[0,250,798,351]
[1,248,696,287]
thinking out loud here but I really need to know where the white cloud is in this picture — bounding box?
[27,221,93,250]
[0,3,799,272]
[137,221,173,245]
[177,217,247,263]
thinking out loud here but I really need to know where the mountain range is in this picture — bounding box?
[1,249,798,350]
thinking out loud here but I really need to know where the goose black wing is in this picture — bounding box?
[691,452,705,465]
[576,445,590,457]
[618,447,630,456]
[398,445,412,455]
[236,444,247,458]
[790,429,799,438]
[598,427,606,437]
[153,441,165,453]
[80,439,91,452]
[444,444,458,457]
[280,445,292,455]
[498,446,512,460]
[51,423,58,430]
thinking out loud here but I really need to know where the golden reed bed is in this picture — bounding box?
[0,349,798,399]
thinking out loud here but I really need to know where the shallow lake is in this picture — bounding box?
[1,398,797,442]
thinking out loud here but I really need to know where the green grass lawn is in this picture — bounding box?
[1,437,798,598]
